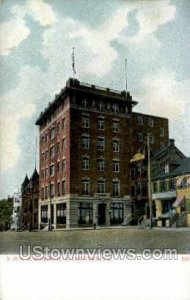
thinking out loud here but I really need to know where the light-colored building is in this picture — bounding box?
[152,157,190,227]
[11,190,22,230]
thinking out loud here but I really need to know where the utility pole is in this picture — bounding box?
[147,134,153,229]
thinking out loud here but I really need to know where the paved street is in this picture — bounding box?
[0,227,190,254]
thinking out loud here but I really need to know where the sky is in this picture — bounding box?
[0,0,190,199]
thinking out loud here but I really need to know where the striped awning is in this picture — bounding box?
[172,195,184,208]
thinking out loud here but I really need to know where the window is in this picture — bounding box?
[41,205,48,223]
[45,133,48,143]
[57,203,66,224]
[165,164,169,174]
[62,180,66,195]
[50,184,55,197]
[45,150,48,160]
[62,159,66,171]
[160,128,165,137]
[153,182,158,193]
[113,180,120,196]
[62,118,65,130]
[97,137,105,150]
[82,158,89,170]
[41,136,45,145]
[50,164,55,176]
[57,122,60,134]
[82,179,90,195]
[149,134,154,144]
[41,170,44,179]
[97,159,105,171]
[160,180,166,192]
[45,168,48,178]
[42,152,45,162]
[50,146,55,158]
[57,161,61,173]
[138,132,143,142]
[62,138,66,151]
[98,179,105,193]
[82,136,90,149]
[45,186,48,199]
[56,142,60,154]
[82,117,90,128]
[112,103,119,113]
[98,119,104,130]
[82,99,88,108]
[113,122,119,132]
[98,101,104,111]
[113,140,119,152]
[137,115,143,126]
[148,118,154,127]
[113,160,120,172]
[78,203,93,225]
[50,127,55,139]
[57,182,61,196]
[110,203,124,225]
[41,187,44,200]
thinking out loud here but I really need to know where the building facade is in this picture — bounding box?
[11,191,22,230]
[152,156,190,227]
[36,78,169,229]
[22,170,39,230]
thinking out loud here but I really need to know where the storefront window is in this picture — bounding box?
[78,203,93,225]
[57,203,66,224]
[110,203,123,224]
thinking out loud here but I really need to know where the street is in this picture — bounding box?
[0,227,190,254]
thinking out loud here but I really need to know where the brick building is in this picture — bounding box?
[36,78,169,229]
[130,113,169,223]
[22,169,39,230]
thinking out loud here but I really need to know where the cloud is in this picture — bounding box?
[0,18,30,56]
[0,0,56,56]
[119,0,176,47]
[0,65,45,171]
[134,69,190,154]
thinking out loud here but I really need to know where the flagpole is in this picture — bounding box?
[72,47,76,78]
[147,133,153,229]
[125,58,127,95]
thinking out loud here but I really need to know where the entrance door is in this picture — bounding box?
[98,203,106,225]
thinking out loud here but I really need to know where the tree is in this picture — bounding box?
[0,198,13,231]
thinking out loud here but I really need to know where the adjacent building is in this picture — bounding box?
[150,140,190,227]
[11,190,22,230]
[22,170,39,230]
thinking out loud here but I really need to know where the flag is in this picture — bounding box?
[176,177,183,187]
[71,47,76,75]
[130,152,145,163]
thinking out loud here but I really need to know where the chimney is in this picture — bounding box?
[169,139,175,147]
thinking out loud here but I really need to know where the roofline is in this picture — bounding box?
[133,111,168,121]
[35,78,137,126]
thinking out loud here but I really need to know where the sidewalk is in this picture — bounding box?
[36,225,190,232]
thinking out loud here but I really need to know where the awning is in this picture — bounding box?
[172,195,184,208]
